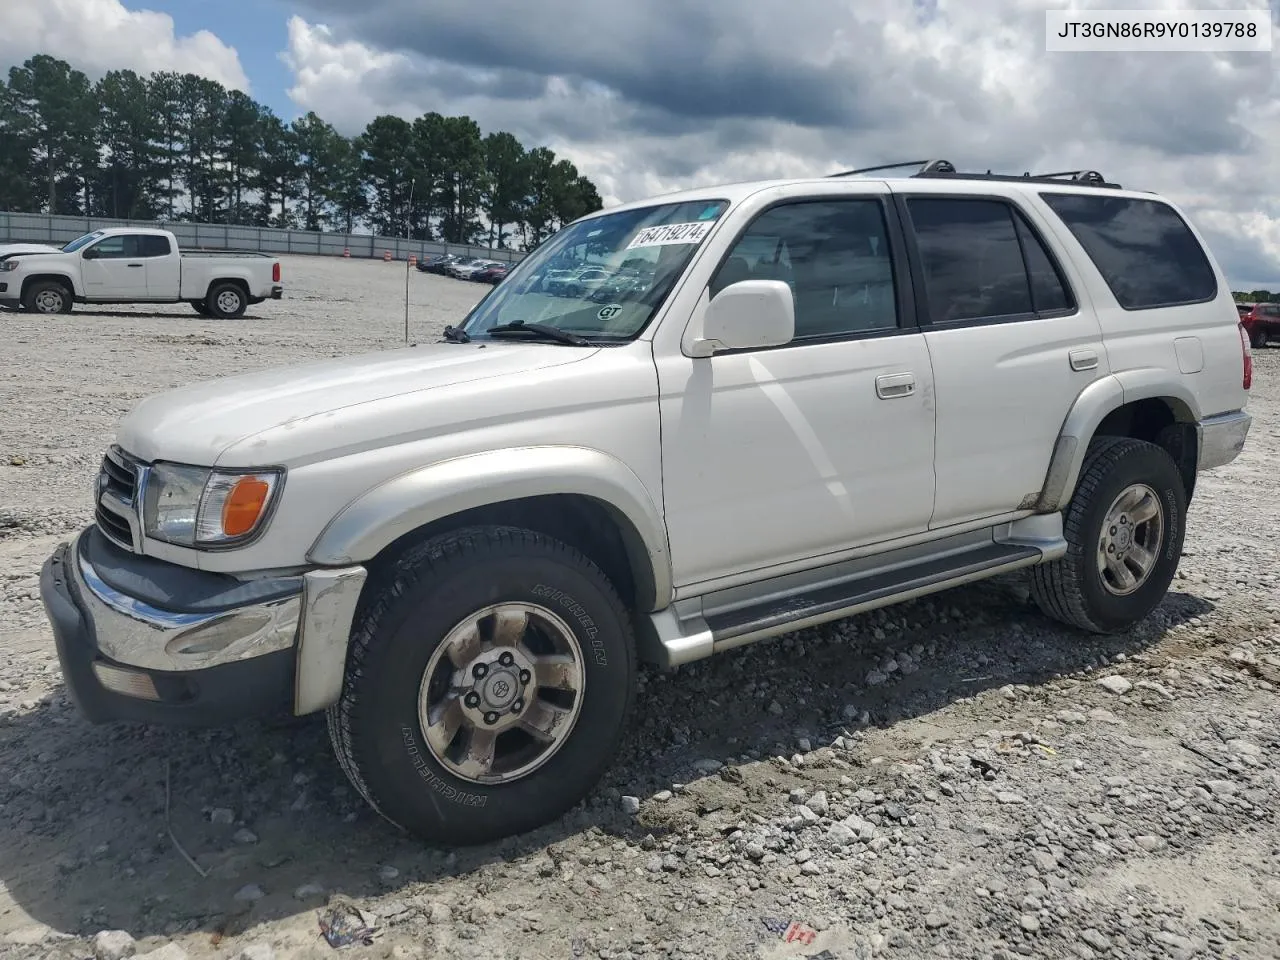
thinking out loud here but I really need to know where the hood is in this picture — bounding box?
[0,243,60,259]
[115,342,596,466]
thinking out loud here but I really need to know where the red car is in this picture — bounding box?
[473,263,510,284]
[1240,302,1279,348]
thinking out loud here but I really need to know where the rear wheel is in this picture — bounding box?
[327,525,636,845]
[1031,437,1186,633]
[205,282,246,319]
[22,281,72,315]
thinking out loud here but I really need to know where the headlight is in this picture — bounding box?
[143,462,282,547]
[0,261,18,271]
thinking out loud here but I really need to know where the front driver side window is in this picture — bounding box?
[709,198,900,340]
[88,236,138,259]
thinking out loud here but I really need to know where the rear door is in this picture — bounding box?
[889,186,1109,528]
[140,234,180,298]
[81,234,148,299]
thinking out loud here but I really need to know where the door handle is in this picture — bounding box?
[127,263,143,268]
[875,372,915,399]
[1069,349,1098,372]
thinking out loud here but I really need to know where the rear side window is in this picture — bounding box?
[1040,193,1216,310]
[906,198,1074,323]
[140,235,171,257]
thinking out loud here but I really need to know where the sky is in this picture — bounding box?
[0,0,1276,288]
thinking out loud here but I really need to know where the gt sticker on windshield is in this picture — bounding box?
[597,303,623,322]
[625,221,715,250]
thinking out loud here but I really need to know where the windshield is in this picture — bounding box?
[459,199,728,341]
[62,231,105,253]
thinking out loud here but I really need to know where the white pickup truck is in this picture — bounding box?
[41,161,1252,847]
[0,226,283,318]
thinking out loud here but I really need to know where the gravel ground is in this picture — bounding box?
[1,255,1278,960]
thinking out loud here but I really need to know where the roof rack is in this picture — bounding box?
[827,159,956,178]
[827,159,1123,190]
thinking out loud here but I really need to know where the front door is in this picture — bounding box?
[889,189,1109,528]
[81,234,148,299]
[657,191,938,590]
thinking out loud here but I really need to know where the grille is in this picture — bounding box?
[94,446,142,551]
[94,502,134,546]
[101,448,138,502]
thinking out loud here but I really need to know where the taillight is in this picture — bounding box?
[1239,322,1252,390]
[272,262,281,283]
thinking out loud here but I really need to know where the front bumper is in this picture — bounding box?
[1197,410,1252,471]
[40,527,366,726]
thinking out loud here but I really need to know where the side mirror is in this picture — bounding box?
[689,279,795,358]
[82,247,98,260]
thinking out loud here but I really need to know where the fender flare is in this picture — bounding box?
[22,272,81,300]
[306,445,672,610]
[1036,371,1201,512]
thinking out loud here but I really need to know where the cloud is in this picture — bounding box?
[283,0,1280,286]
[0,0,249,91]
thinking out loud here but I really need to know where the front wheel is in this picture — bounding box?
[327,525,636,845]
[1030,437,1187,633]
[22,281,72,315]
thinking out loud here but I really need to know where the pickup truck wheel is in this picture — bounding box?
[206,283,246,319]
[1030,437,1186,634]
[23,281,72,315]
[327,525,636,845]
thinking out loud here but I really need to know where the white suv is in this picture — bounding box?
[40,160,1253,846]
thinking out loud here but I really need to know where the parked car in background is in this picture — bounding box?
[1240,302,1278,348]
[416,254,454,274]
[448,258,506,280]
[0,227,282,317]
[473,263,510,284]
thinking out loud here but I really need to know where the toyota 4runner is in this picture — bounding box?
[40,160,1254,845]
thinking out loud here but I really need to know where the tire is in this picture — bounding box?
[327,525,636,845]
[1249,327,1267,349]
[191,300,211,316]
[22,280,72,315]
[1030,436,1187,634]
[205,282,246,319]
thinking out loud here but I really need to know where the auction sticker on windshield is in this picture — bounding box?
[626,221,716,249]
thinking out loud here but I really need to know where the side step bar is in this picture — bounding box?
[639,518,1065,669]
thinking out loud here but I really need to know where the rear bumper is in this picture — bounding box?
[40,527,366,726]
[1197,410,1252,471]
[270,285,283,299]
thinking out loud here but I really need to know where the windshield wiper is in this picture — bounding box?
[485,321,590,346]
[441,324,471,343]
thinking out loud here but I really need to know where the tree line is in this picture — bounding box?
[0,55,604,249]
[1233,290,1275,302]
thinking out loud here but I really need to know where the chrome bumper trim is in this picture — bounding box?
[70,532,368,708]
[74,534,302,672]
[1197,410,1251,471]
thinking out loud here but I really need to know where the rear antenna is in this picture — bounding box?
[404,178,416,345]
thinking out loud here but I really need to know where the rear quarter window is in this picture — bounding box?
[1039,193,1217,310]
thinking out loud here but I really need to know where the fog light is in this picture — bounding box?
[92,663,160,701]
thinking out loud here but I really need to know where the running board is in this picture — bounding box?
[638,519,1063,669]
